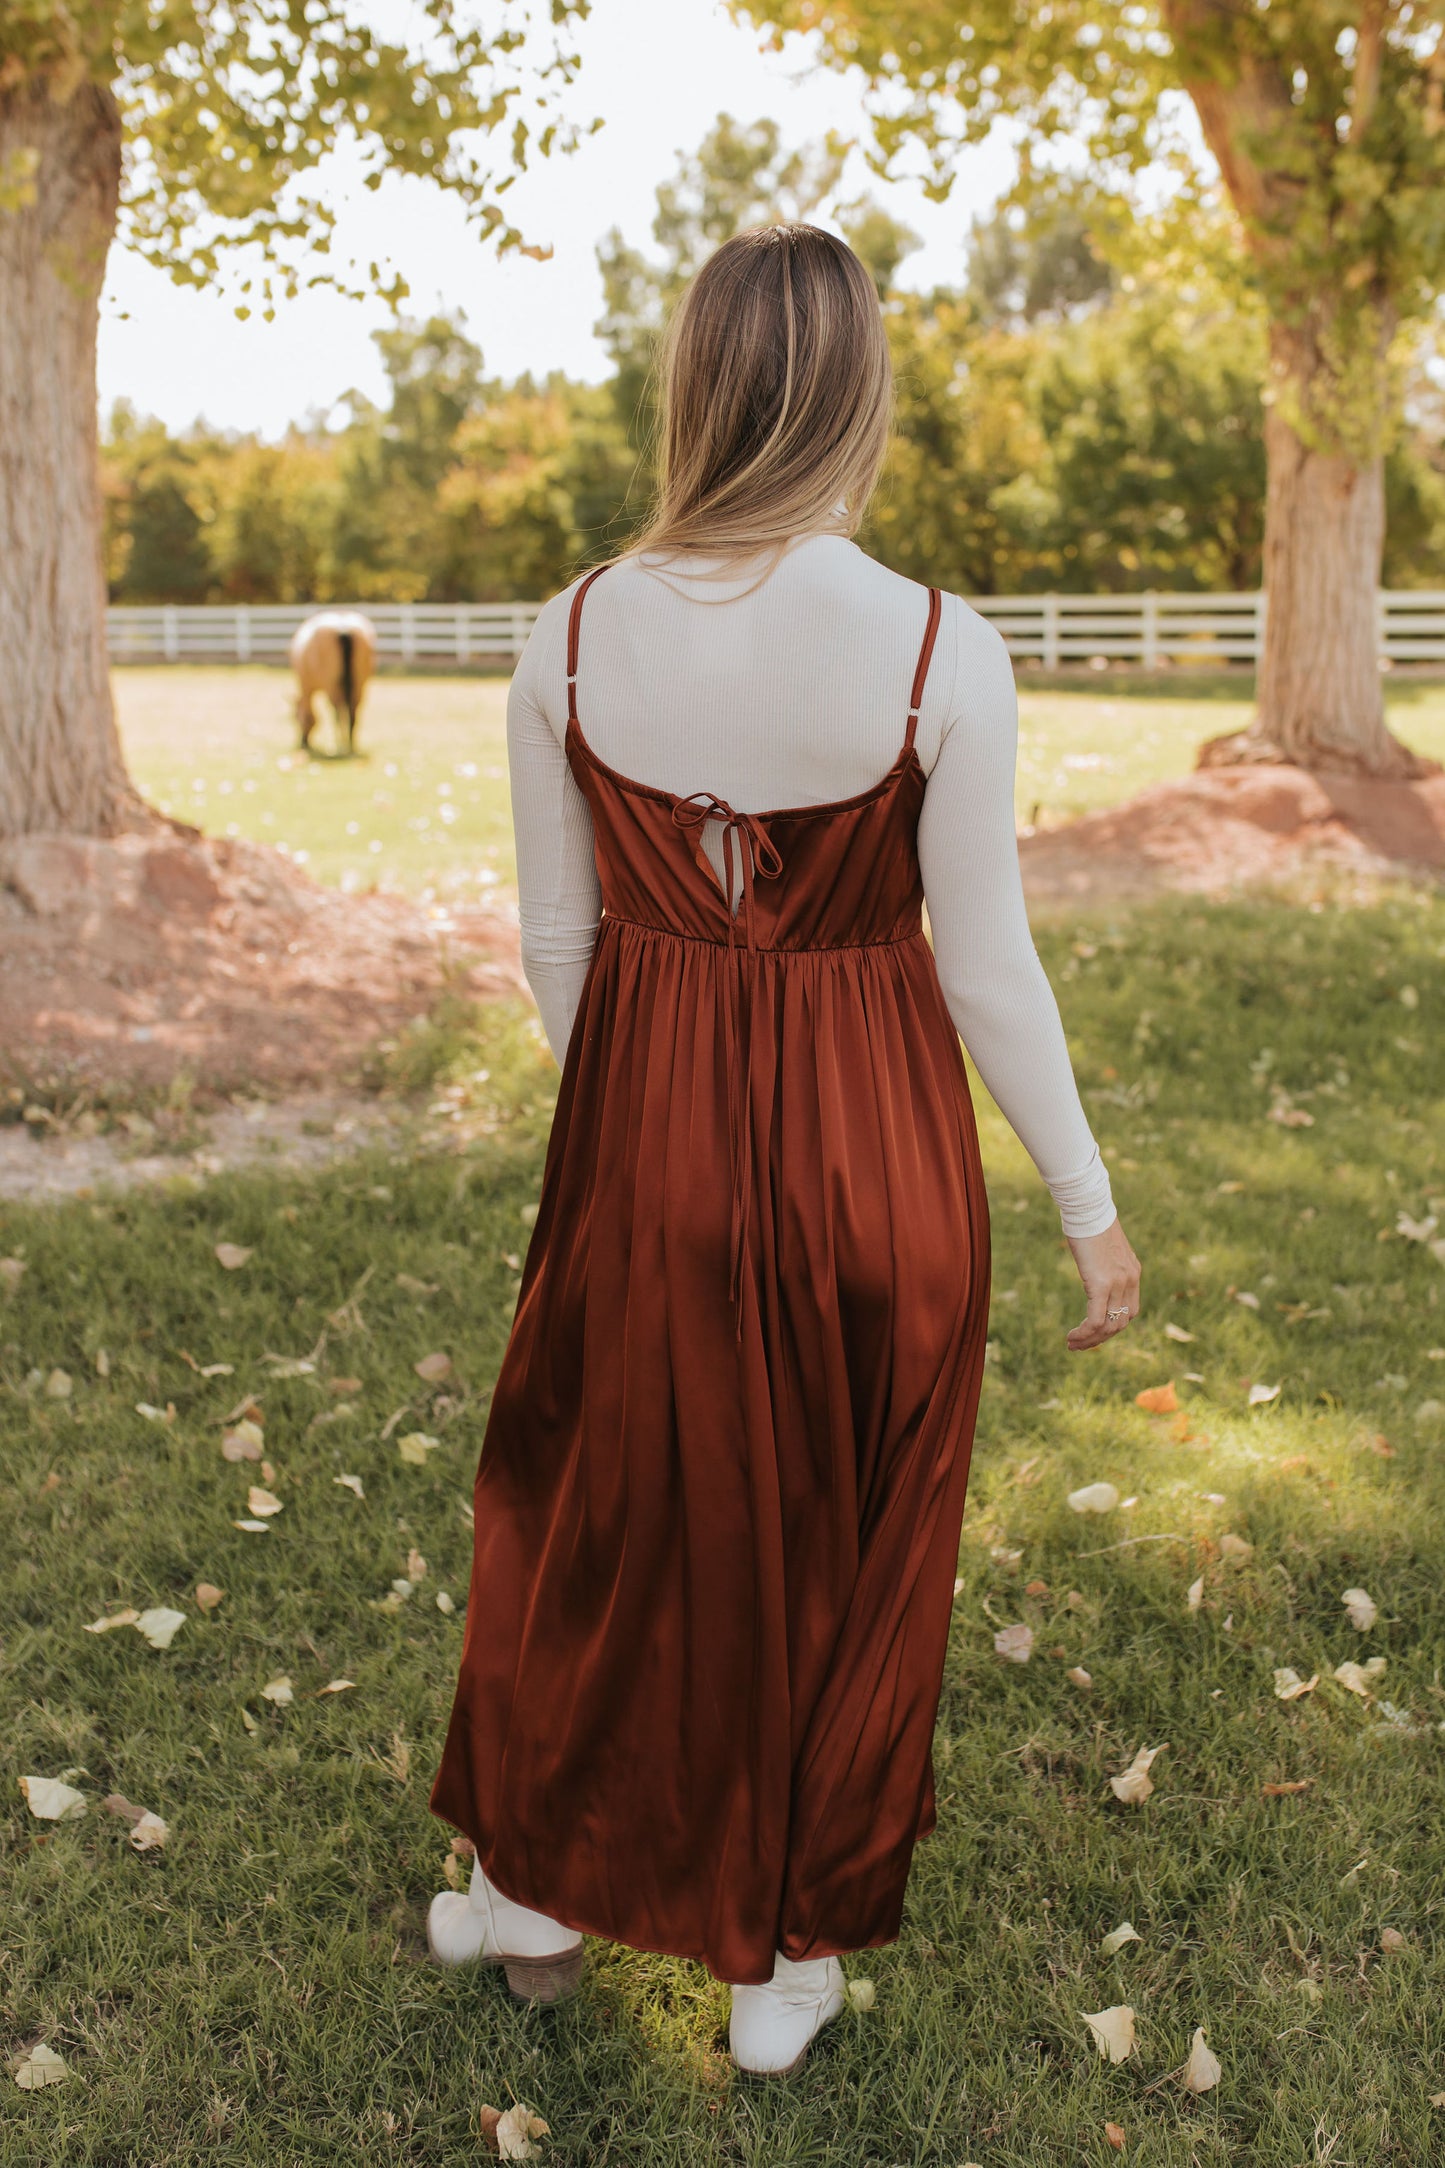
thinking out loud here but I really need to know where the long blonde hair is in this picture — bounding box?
[626,224,892,571]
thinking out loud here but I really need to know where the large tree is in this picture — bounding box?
[742,0,1445,778]
[0,0,589,838]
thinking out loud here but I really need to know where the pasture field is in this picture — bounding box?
[113,667,1445,899]
[4,893,1444,2165]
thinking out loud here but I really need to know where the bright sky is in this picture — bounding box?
[96,0,1017,439]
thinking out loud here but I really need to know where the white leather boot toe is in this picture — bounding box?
[426,1863,584,2003]
[729,1952,847,2076]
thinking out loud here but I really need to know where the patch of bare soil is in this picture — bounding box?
[1019,764,1445,906]
[0,827,525,1098]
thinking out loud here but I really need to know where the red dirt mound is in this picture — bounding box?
[0,828,525,1097]
[1019,764,1445,907]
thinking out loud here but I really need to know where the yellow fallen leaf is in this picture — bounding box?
[1218,1532,1253,1559]
[1135,1382,1179,1413]
[1109,1744,1166,1805]
[1334,1657,1387,1698]
[334,1473,365,1499]
[1262,1779,1312,1796]
[1380,1927,1407,1953]
[318,1678,355,1695]
[240,1708,259,1734]
[1164,1323,1196,1344]
[85,1607,140,1634]
[1082,2005,1136,2063]
[13,2041,68,2089]
[480,2102,552,2160]
[1104,2123,1127,2152]
[1248,1382,1281,1406]
[1100,1922,1141,1956]
[246,1487,283,1518]
[1273,1668,1319,1702]
[1342,1587,1378,1632]
[406,1548,429,1582]
[846,1976,876,2012]
[398,1432,442,1465]
[414,1351,452,1383]
[194,1583,224,1613]
[18,1775,86,1821]
[1067,1482,1120,1514]
[1067,1666,1092,1689]
[44,1368,72,1399]
[129,1810,169,1852]
[221,1420,264,1462]
[1182,2025,1222,2094]
[135,1608,186,1650]
[215,1243,253,1270]
[136,1401,176,1424]
[1186,1576,1205,1612]
[233,1519,271,1533]
[261,1676,294,1706]
[993,1623,1033,1664]
[436,1591,456,1614]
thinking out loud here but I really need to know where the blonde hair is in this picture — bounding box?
[625,224,893,573]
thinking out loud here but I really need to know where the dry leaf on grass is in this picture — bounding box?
[1219,1532,1253,1559]
[406,1549,428,1582]
[414,1351,452,1383]
[246,1487,283,1518]
[1100,1922,1141,1956]
[261,1676,294,1706]
[135,1608,186,1650]
[1109,1744,1166,1805]
[994,1623,1034,1664]
[85,1608,139,1634]
[233,1519,271,1534]
[1342,1588,1378,1632]
[136,1401,176,1424]
[195,1583,224,1613]
[846,1977,876,2012]
[1248,1382,1281,1406]
[1182,2026,1222,2094]
[214,1243,253,1271]
[1082,2006,1136,2063]
[44,1369,72,1399]
[1067,1666,1093,1689]
[1186,1576,1205,1612]
[128,1811,169,1852]
[1262,1779,1312,1797]
[436,1592,456,1614]
[334,1474,365,1499]
[318,1679,355,1695]
[398,1432,442,1465]
[1068,1482,1121,1515]
[1164,1323,1196,1344]
[1273,1668,1319,1702]
[221,1420,264,1462]
[12,2042,67,2090]
[1135,1382,1179,1413]
[19,1775,86,1821]
[1379,1928,1407,1954]
[1104,2124,1127,2152]
[1334,1657,1387,1698]
[480,2103,552,2160]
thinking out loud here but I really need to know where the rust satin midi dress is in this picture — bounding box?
[431,569,992,1986]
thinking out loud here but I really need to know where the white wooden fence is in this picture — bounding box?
[106,591,1445,668]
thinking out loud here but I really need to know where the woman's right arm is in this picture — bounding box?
[916,599,1140,1348]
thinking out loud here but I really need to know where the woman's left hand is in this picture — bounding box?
[1064,1218,1142,1352]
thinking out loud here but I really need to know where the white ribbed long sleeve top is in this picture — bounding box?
[505,535,1116,1238]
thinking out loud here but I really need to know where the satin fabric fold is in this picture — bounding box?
[430,573,990,1985]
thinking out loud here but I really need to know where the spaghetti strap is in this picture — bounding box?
[566,564,614,723]
[903,588,943,754]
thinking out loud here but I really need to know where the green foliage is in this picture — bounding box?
[0,2,595,301]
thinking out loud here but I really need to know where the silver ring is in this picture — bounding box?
[1106,1306,1129,1322]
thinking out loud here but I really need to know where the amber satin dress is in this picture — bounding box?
[431,568,991,1986]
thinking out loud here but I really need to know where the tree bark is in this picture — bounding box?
[0,79,142,838]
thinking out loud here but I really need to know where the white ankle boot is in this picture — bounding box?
[729,1951,847,2076]
[427,1862,584,2003]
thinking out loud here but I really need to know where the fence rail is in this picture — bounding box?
[106,592,1445,669]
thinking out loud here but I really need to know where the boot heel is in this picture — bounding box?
[503,1946,585,2004]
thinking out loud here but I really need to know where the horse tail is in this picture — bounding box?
[338,629,356,742]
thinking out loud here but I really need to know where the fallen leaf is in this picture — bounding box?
[847,1977,876,2012]
[194,1583,224,1613]
[1273,1668,1319,1701]
[85,1607,140,1634]
[1219,1533,1253,1559]
[1068,1482,1121,1514]
[233,1519,271,1533]
[1335,1657,1388,1697]
[246,1486,283,1518]
[178,1350,234,1377]
[414,1351,452,1383]
[1248,1382,1281,1406]
[1262,1779,1312,1796]
[1379,1927,1407,1953]
[1430,2089,1445,2108]
[1182,2026,1221,2094]
[104,1793,143,1824]
[334,1474,365,1499]
[1024,1577,1050,1598]
[318,1678,355,1695]
[406,1548,428,1582]
[135,1608,186,1650]
[1342,1587,1378,1632]
[1298,1979,1324,2003]
[261,1676,294,1706]
[214,1243,253,1270]
[44,1368,72,1399]
[1164,1323,1196,1344]
[95,1348,110,1376]
[436,1591,456,1614]
[18,1775,86,1821]
[1082,2005,1136,2063]
[1067,1666,1093,1688]
[1397,1212,1439,1243]
[480,2103,552,2160]
[993,1623,1034,1664]
[13,2042,68,2090]
[240,1708,259,1734]
[135,1401,176,1424]
[396,1273,439,1296]
[1109,1744,1166,1805]
[1105,2124,1127,2152]
[221,1420,264,1462]
[398,1431,442,1464]
[1135,1382,1179,1413]
[1100,1922,1142,1957]
[1186,1576,1205,1612]
[222,1393,264,1426]
[129,1810,169,1852]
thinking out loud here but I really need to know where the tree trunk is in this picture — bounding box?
[0,79,142,838]
[1199,322,1428,780]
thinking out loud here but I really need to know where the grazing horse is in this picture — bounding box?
[289,610,377,755]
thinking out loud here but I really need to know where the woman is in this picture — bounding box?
[428,224,1140,2076]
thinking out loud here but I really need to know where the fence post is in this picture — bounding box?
[456,606,470,665]
[400,604,416,665]
[1041,594,1060,672]
[235,606,251,663]
[163,605,179,662]
[1141,590,1160,670]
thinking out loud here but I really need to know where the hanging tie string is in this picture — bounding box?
[669,792,784,1340]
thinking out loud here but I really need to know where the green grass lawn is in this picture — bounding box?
[113,667,1445,895]
[4,896,1443,2164]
